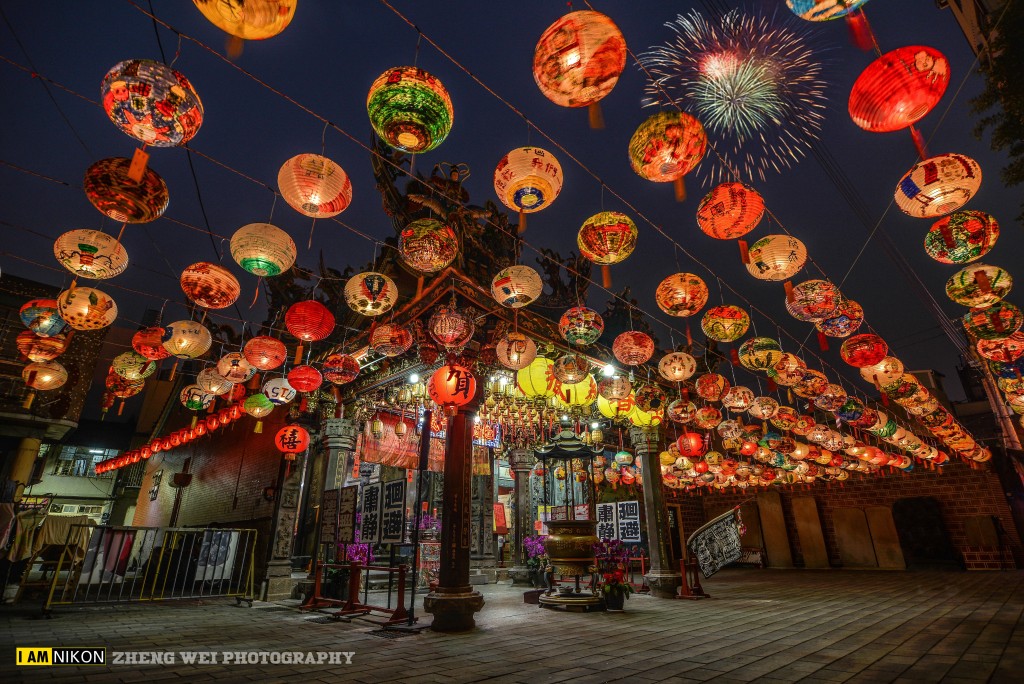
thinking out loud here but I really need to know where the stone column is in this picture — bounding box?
[266,460,302,600]
[507,448,535,585]
[631,426,681,598]
[323,418,359,491]
[423,401,485,631]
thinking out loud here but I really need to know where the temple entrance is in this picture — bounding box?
[892,497,963,570]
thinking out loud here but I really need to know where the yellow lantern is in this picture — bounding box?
[628,403,663,427]
[516,357,558,398]
[162,320,212,359]
[555,375,598,408]
[745,235,807,281]
[57,287,117,331]
[597,392,635,420]
[860,356,904,386]
[344,271,398,316]
[192,0,296,41]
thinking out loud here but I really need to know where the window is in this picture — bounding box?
[52,446,119,478]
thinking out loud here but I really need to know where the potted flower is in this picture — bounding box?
[523,535,547,588]
[601,569,634,611]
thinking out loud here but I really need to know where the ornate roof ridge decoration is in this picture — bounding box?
[534,429,603,459]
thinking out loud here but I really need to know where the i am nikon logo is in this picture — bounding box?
[16,647,106,666]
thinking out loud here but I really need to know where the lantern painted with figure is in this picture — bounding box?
[229,223,297,277]
[196,367,232,395]
[655,273,708,317]
[738,337,783,372]
[263,377,297,405]
[924,210,999,265]
[162,320,212,359]
[895,153,982,218]
[945,264,1011,308]
[849,46,949,133]
[722,386,755,412]
[666,399,697,424]
[112,351,155,381]
[496,332,537,370]
[20,299,68,338]
[192,0,296,40]
[399,219,458,273]
[243,336,287,370]
[628,111,707,187]
[490,265,543,309]
[814,384,849,411]
[788,0,871,21]
[635,384,667,411]
[816,299,864,338]
[748,396,780,421]
[696,182,764,240]
[344,272,397,316]
[786,280,840,322]
[84,157,169,224]
[368,66,453,153]
[243,393,274,432]
[794,369,829,398]
[22,361,68,391]
[53,229,129,280]
[102,59,203,146]
[613,331,654,366]
[278,154,352,218]
[746,235,807,281]
[963,302,1023,340]
[693,406,722,430]
[701,305,750,343]
[552,353,590,384]
[494,147,563,221]
[577,211,638,285]
[288,365,323,393]
[840,334,888,368]
[696,373,730,402]
[16,331,68,363]
[180,262,241,309]
[533,10,625,113]
[977,333,1024,362]
[57,287,117,330]
[598,374,631,400]
[216,352,256,383]
[132,327,170,360]
[658,351,696,382]
[286,300,334,359]
[275,424,310,461]
[322,353,360,385]
[105,371,144,400]
[428,364,477,414]
[180,384,214,411]
[370,323,413,357]
[859,356,904,386]
[559,306,604,346]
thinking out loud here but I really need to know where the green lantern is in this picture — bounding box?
[367,66,453,153]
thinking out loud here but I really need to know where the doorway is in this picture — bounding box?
[892,497,963,570]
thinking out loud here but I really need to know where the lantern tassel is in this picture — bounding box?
[673,177,686,202]
[910,125,928,160]
[685,322,693,347]
[251,277,262,308]
[784,281,795,303]
[22,391,35,410]
[294,343,304,365]
[588,102,605,130]
[226,35,244,59]
[766,378,777,392]
[191,415,198,429]
[169,361,178,381]
[118,400,125,416]
[818,332,829,352]
[738,240,750,264]
[254,420,263,434]
[601,265,612,289]
[518,210,526,234]
[846,10,874,51]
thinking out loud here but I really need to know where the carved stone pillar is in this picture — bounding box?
[323,418,359,491]
[507,448,535,585]
[631,426,681,598]
[266,463,302,600]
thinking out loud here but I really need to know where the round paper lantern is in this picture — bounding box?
[20,299,68,338]
[748,396,780,421]
[977,333,1024,363]
[367,66,453,153]
[692,406,721,430]
[555,375,598,408]
[857,356,903,387]
[162,320,212,359]
[630,404,665,428]
[53,229,129,280]
[322,353,360,384]
[196,367,233,395]
[559,307,604,346]
[533,10,626,108]
[344,272,398,317]
[738,337,783,372]
[428,364,477,411]
[180,262,241,309]
[722,386,755,411]
[963,302,1023,340]
[16,331,68,362]
[771,406,800,431]
[517,357,557,398]
[696,373,730,402]
[490,265,543,309]
[895,153,982,218]
[745,235,807,281]
[816,299,864,338]
[102,59,203,146]
[496,332,537,370]
[696,182,764,240]
[23,361,68,390]
[263,377,297,405]
[945,264,1011,308]
[286,300,335,342]
[192,0,296,40]
[634,384,666,412]
[628,111,707,182]
[598,392,635,420]
[814,384,849,411]
[770,352,808,386]
[676,432,706,459]
[288,364,323,393]
[598,375,631,400]
[655,273,708,317]
[613,331,654,366]
[399,219,458,274]
[112,351,156,380]
[278,154,352,218]
[552,353,590,384]
[494,147,563,214]
[577,211,638,265]
[230,223,297,277]
[275,424,310,456]
[180,384,214,411]
[666,399,697,424]
[57,287,117,330]
[840,334,889,368]
[371,323,414,357]
[132,327,171,360]
[849,46,949,133]
[793,369,829,398]
[243,336,287,370]
[216,352,256,383]
[105,372,144,398]
[701,305,750,342]
[659,351,697,382]
[84,157,169,224]
[786,280,840,322]
[924,210,999,265]
[787,0,870,21]
[243,393,274,418]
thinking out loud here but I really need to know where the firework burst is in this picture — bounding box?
[639,9,828,184]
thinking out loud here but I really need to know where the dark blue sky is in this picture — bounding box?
[0,0,1016,408]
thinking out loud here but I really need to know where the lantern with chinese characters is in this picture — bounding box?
[924,210,999,265]
[786,280,840,322]
[428,364,477,414]
[676,432,706,459]
[659,351,696,382]
[57,287,117,330]
[816,299,864,338]
[288,364,323,393]
[192,0,296,40]
[180,262,241,309]
[517,357,557,398]
[555,375,598,408]
[216,352,256,383]
[788,0,871,21]
[399,219,458,273]
[794,369,829,398]
[977,333,1024,362]
[630,403,665,428]
[243,393,274,432]
[243,336,287,370]
[22,361,68,391]
[598,392,634,420]
[559,306,604,346]
[493,147,563,225]
[367,66,453,153]
[20,299,67,338]
[598,375,631,400]
[278,154,352,218]
[263,377,297,405]
[849,46,949,133]
[132,327,170,360]
[696,182,764,240]
[692,406,721,430]
[552,353,590,384]
[16,331,68,362]
[322,353,360,385]
[770,352,807,386]
[229,223,297,277]
[746,235,807,281]
[696,373,730,402]
[840,334,888,368]
[275,424,310,460]
[895,153,982,218]
[344,272,397,316]
[533,10,626,112]
[102,59,203,146]
[490,265,543,309]
[180,384,214,411]
[286,300,334,360]
[628,111,707,184]
[613,331,654,366]
[197,367,233,395]
[112,351,155,380]
[701,305,750,342]
[577,211,638,285]
[496,332,537,370]
[162,320,212,359]
[945,264,1011,308]
[84,157,169,224]
[738,337,782,372]
[655,273,708,317]
[53,229,129,280]
[860,356,904,386]
[429,306,475,349]
[722,386,755,412]
[963,302,1023,340]
[748,396,780,421]
[370,323,413,357]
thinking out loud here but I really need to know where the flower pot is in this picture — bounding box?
[605,588,626,612]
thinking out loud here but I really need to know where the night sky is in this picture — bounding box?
[0,0,1017,421]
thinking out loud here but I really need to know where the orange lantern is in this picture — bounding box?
[696,182,764,239]
[428,364,477,415]
[278,154,352,218]
[612,331,654,366]
[180,262,241,310]
[849,46,949,134]
[133,326,171,360]
[84,157,169,224]
[840,334,889,368]
[655,273,708,317]
[323,353,361,384]
[286,299,334,361]
[243,336,287,370]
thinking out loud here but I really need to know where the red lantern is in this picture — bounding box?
[696,182,765,240]
[676,432,706,458]
[132,326,172,361]
[693,460,709,474]
[285,300,335,362]
[323,353,361,384]
[243,336,287,370]
[740,441,757,457]
[612,331,654,366]
[288,365,323,393]
[427,364,477,414]
[849,46,949,133]
[275,424,310,461]
[840,334,888,368]
[206,415,220,431]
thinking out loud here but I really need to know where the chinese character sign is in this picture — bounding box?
[360,483,382,544]
[687,508,743,578]
[617,500,642,543]
[596,502,618,541]
[380,479,407,544]
[320,489,339,546]
[337,485,358,544]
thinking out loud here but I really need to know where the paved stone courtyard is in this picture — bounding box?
[2,569,1023,683]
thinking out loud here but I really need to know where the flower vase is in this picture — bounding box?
[605,588,626,612]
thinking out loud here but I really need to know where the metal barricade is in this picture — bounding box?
[43,525,257,613]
